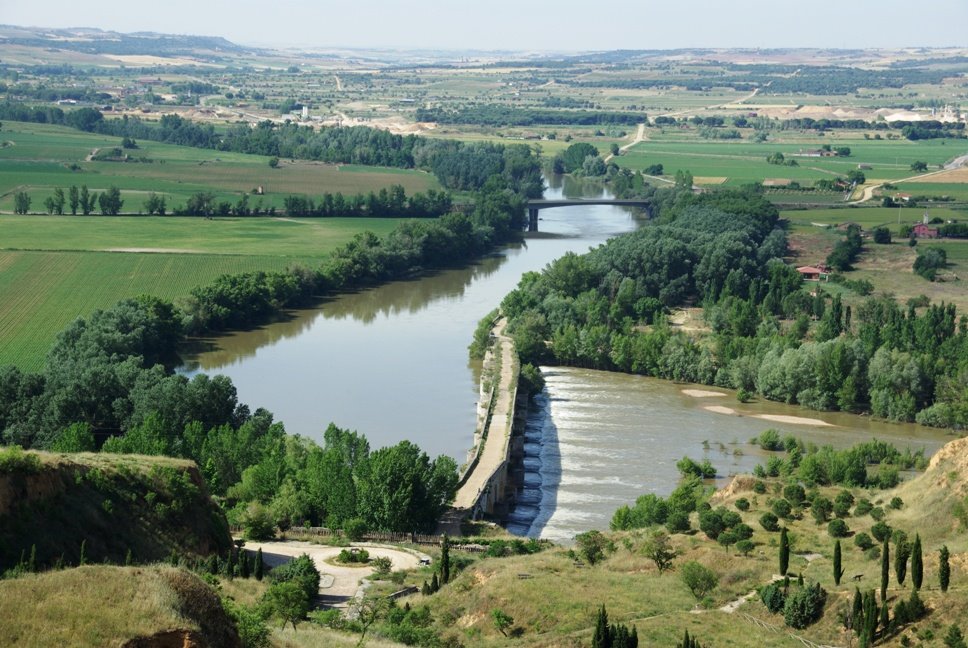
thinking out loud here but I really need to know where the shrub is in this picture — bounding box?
[0,446,42,474]
[735,498,750,511]
[854,533,874,551]
[753,481,767,494]
[680,561,719,600]
[772,499,793,519]
[736,540,755,557]
[889,497,904,510]
[760,582,786,613]
[870,506,885,521]
[783,582,827,629]
[757,429,783,451]
[871,521,892,543]
[760,512,781,532]
[242,502,276,541]
[371,556,393,576]
[343,517,367,541]
[828,519,849,538]
[854,499,873,516]
[666,510,691,533]
[783,484,806,506]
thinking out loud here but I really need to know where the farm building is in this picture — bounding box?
[796,264,830,281]
[912,223,939,239]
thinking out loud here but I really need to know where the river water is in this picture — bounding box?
[181,176,954,543]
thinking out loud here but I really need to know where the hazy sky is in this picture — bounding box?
[2,0,967,51]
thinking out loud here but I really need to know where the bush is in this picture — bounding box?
[753,481,767,494]
[666,510,691,533]
[854,532,874,551]
[270,554,321,600]
[760,581,786,613]
[343,517,367,541]
[889,496,904,510]
[757,429,783,451]
[772,499,793,520]
[854,499,873,516]
[760,512,781,532]
[735,498,750,511]
[828,519,849,538]
[0,446,42,474]
[680,561,719,600]
[371,556,393,576]
[241,502,276,541]
[871,521,892,543]
[783,582,827,629]
[783,484,806,506]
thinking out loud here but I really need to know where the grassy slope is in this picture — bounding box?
[0,565,240,648]
[401,437,968,647]
[0,121,439,212]
[0,450,232,569]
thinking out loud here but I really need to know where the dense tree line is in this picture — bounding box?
[415,105,644,127]
[281,186,451,218]
[497,186,968,428]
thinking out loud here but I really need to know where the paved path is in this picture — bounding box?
[244,540,428,608]
[451,317,516,512]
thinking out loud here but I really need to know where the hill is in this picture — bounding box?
[0,565,241,647]
[391,436,968,647]
[0,449,231,571]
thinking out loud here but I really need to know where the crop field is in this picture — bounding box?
[0,122,439,213]
[615,133,966,186]
[781,206,967,235]
[0,216,404,369]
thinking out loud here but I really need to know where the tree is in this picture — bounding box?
[779,527,790,575]
[262,581,309,630]
[351,591,387,647]
[895,537,910,586]
[79,185,95,215]
[873,227,891,244]
[440,534,451,584]
[834,540,845,586]
[52,187,65,214]
[944,624,968,648]
[911,534,923,590]
[98,186,124,215]
[911,161,928,172]
[144,192,167,216]
[643,530,678,573]
[828,519,849,538]
[593,605,609,648]
[940,545,950,593]
[783,582,827,629]
[68,185,79,215]
[492,609,514,637]
[846,169,866,185]
[13,191,30,214]
[255,547,264,581]
[881,538,890,601]
[680,561,718,601]
[268,156,279,168]
[576,530,611,565]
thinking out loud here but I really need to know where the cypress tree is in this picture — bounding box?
[779,528,790,576]
[254,548,264,581]
[851,588,863,633]
[593,605,609,648]
[879,599,889,635]
[834,540,844,586]
[895,538,909,586]
[880,538,889,602]
[939,545,950,593]
[421,580,430,596]
[440,534,451,584]
[430,572,439,593]
[226,550,236,580]
[630,625,638,648]
[239,550,250,578]
[911,534,923,590]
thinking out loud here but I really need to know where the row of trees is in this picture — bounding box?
[16,184,123,216]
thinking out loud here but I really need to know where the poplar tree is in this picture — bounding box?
[440,535,451,584]
[254,547,264,581]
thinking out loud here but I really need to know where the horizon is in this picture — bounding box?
[2,0,967,52]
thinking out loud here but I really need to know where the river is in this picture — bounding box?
[181,176,954,543]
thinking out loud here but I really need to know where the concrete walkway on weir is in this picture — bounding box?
[440,317,517,533]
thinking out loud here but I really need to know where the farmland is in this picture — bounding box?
[0,216,403,369]
[0,122,440,213]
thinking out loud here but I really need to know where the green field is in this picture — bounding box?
[781,206,968,235]
[0,216,404,370]
[0,122,439,213]
[616,133,966,187]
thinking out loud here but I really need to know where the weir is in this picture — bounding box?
[438,316,523,534]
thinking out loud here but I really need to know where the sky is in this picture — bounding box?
[2,0,967,52]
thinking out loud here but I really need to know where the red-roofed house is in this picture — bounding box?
[796,265,829,281]
[912,223,939,239]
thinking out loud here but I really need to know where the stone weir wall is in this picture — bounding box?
[438,316,525,533]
